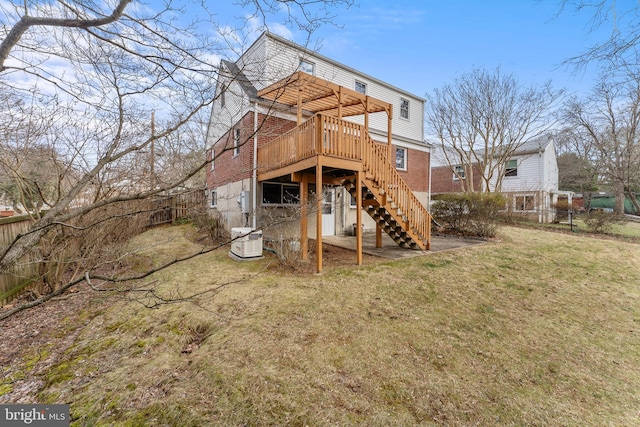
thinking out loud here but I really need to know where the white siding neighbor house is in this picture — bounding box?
[430,138,559,223]
[490,138,559,222]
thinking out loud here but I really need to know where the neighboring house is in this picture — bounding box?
[431,138,559,223]
[205,31,432,271]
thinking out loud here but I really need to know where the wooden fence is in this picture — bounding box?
[0,215,38,306]
[0,189,206,307]
[147,189,207,227]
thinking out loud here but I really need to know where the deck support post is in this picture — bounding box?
[356,170,363,265]
[316,157,323,273]
[300,174,309,260]
[376,224,383,248]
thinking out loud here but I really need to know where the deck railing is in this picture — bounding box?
[257,114,431,245]
[360,132,432,245]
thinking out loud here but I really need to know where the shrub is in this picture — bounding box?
[431,193,506,238]
[584,210,623,234]
[190,208,227,241]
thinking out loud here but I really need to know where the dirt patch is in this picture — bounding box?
[0,241,373,403]
[267,239,380,274]
[0,283,115,403]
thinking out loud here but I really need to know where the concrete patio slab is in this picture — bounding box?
[322,232,485,259]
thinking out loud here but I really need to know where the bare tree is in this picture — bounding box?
[425,67,563,192]
[0,0,353,315]
[556,1,640,70]
[562,69,640,214]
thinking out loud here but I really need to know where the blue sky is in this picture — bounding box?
[206,0,614,98]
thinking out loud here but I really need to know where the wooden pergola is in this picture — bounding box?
[257,72,394,273]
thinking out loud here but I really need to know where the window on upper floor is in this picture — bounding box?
[355,80,367,94]
[220,84,226,108]
[233,128,240,157]
[396,147,407,170]
[505,159,518,177]
[299,59,315,75]
[400,98,409,119]
[453,164,466,180]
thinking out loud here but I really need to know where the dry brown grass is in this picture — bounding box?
[3,224,640,426]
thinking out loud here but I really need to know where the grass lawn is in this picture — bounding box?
[2,224,640,426]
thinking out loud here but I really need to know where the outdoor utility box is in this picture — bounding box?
[230,227,263,258]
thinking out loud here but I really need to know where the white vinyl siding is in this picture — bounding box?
[491,155,543,193]
[239,34,425,147]
[206,74,252,149]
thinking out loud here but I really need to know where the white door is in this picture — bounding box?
[322,187,336,236]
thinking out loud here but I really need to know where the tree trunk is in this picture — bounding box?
[614,182,626,214]
[625,188,640,215]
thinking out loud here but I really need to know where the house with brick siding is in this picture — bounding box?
[431,138,559,222]
[205,31,432,271]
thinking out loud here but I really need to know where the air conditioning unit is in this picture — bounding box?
[230,227,263,258]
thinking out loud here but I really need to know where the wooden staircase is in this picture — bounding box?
[257,114,432,251]
[342,132,431,251]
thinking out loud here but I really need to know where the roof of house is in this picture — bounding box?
[220,59,257,99]
[430,137,555,168]
[513,137,554,155]
[243,31,426,103]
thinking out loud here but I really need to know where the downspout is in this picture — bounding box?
[428,144,432,211]
[252,101,258,230]
[539,148,544,223]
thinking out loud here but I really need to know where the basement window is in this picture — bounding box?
[515,194,535,211]
[210,190,217,208]
[262,182,300,205]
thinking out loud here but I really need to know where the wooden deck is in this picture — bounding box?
[257,114,431,256]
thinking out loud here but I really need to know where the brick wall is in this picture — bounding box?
[431,163,483,193]
[206,113,298,189]
[397,146,430,192]
[207,112,432,194]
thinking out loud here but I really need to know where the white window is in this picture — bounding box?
[453,164,465,180]
[400,98,409,119]
[299,59,315,75]
[355,80,367,94]
[515,194,535,211]
[505,159,518,177]
[395,147,407,170]
[210,190,217,208]
[350,194,357,208]
[262,182,300,205]
[233,128,240,157]
[220,84,226,108]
